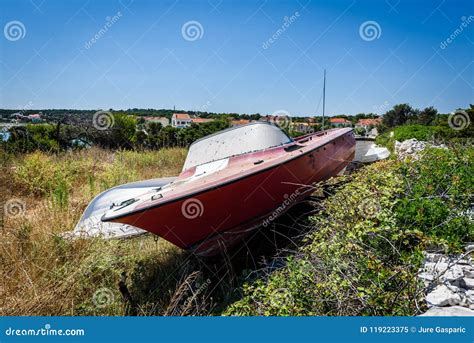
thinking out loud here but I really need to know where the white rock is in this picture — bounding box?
[464,270,474,278]
[420,306,474,316]
[457,259,471,265]
[426,285,462,307]
[463,278,474,289]
[443,265,465,281]
[424,262,449,273]
[394,139,446,160]
[418,272,434,281]
[425,253,444,263]
[466,244,474,252]
[445,283,462,293]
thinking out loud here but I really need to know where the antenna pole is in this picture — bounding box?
[322,69,326,131]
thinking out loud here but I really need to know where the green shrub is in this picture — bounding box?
[13,152,79,196]
[376,123,473,151]
[396,147,473,250]
[225,146,473,316]
[376,125,436,151]
[7,124,60,153]
[392,124,435,141]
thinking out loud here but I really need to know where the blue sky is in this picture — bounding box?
[0,0,473,116]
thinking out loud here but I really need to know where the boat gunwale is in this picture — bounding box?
[102,128,354,222]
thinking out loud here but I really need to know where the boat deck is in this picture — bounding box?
[103,128,353,221]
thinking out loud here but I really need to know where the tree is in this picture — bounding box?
[93,113,137,149]
[6,124,60,153]
[417,106,438,125]
[147,122,162,135]
[382,104,419,128]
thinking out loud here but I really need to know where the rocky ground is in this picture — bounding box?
[418,245,474,316]
[394,138,447,160]
[395,139,473,316]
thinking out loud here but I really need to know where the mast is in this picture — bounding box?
[322,69,326,131]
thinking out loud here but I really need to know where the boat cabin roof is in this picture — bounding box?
[182,122,293,170]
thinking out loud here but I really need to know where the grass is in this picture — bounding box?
[2,144,472,316]
[1,147,194,316]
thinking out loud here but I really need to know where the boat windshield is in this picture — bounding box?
[183,122,293,170]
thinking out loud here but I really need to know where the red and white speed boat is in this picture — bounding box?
[97,123,355,256]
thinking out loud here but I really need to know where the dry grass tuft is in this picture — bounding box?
[0,147,199,316]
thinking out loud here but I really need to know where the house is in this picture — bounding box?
[143,116,169,127]
[354,118,382,129]
[10,112,24,122]
[191,118,214,124]
[258,115,276,123]
[10,112,42,123]
[291,122,313,134]
[230,119,251,127]
[28,113,42,122]
[171,113,192,128]
[329,117,351,127]
[355,117,382,136]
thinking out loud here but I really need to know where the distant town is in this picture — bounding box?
[0,108,382,136]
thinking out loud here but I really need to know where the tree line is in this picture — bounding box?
[1,112,231,154]
[1,104,472,154]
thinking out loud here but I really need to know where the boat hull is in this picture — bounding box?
[104,129,355,256]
